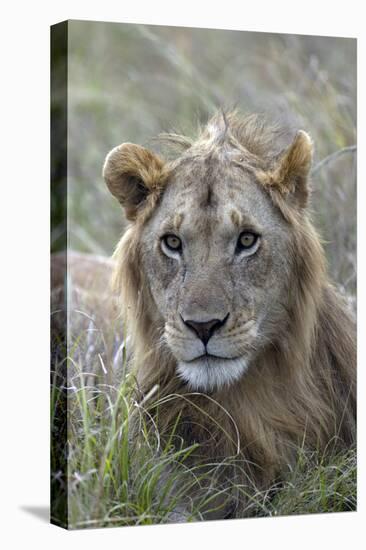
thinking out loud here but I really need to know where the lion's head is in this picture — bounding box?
[104,112,318,392]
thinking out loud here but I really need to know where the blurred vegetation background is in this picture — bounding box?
[64,21,356,299]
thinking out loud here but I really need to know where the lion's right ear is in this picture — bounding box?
[103,143,166,221]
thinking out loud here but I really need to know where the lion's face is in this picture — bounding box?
[139,153,293,391]
[104,114,313,392]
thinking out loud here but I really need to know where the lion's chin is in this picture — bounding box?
[176,355,249,392]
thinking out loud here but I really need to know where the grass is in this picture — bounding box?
[52,358,228,528]
[267,447,356,517]
[50,321,356,529]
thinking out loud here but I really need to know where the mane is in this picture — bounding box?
[158,110,293,167]
[112,112,356,490]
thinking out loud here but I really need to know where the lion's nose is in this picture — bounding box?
[182,314,229,346]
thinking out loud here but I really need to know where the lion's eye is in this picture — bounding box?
[236,232,259,253]
[162,234,182,252]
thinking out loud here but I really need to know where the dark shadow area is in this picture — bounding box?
[51,21,68,529]
[20,506,50,523]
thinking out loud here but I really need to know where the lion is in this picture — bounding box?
[103,111,356,519]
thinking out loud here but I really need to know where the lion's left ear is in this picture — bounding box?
[269,131,313,209]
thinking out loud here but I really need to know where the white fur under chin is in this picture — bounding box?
[176,356,249,392]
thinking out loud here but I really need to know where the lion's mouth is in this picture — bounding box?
[186,352,242,363]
